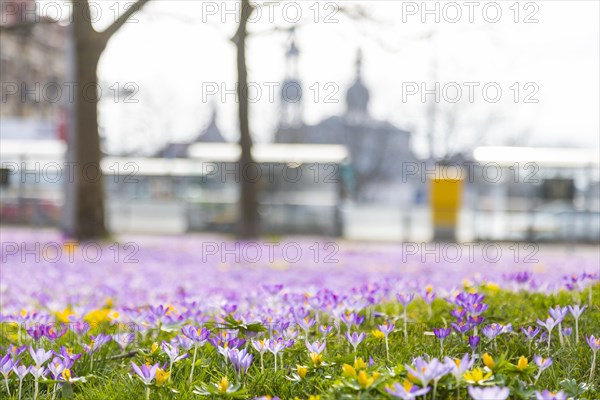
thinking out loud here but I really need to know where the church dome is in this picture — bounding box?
[346,77,369,115]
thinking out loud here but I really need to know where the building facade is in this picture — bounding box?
[274,31,417,204]
[0,0,68,139]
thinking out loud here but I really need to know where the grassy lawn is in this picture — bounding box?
[1,284,598,399]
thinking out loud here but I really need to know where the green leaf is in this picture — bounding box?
[60,382,74,398]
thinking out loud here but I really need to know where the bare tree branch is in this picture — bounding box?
[100,0,151,44]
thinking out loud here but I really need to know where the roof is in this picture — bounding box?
[187,143,349,163]
[473,146,599,168]
[0,140,349,169]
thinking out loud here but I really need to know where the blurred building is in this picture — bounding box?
[156,108,226,158]
[274,31,417,204]
[0,0,67,140]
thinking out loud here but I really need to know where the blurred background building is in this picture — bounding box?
[0,0,68,140]
[1,1,598,243]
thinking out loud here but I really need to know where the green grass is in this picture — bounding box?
[1,285,599,399]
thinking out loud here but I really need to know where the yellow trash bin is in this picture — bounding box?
[429,166,464,241]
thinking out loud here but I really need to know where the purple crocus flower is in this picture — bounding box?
[113,331,136,351]
[568,304,586,319]
[468,315,485,327]
[568,305,587,343]
[70,320,90,335]
[535,389,567,400]
[266,338,285,356]
[29,365,47,379]
[29,346,53,367]
[422,288,436,304]
[445,353,473,381]
[433,328,451,340]
[468,335,480,353]
[228,348,253,377]
[451,319,472,334]
[43,325,67,341]
[161,341,188,364]
[54,346,81,369]
[319,325,333,337]
[378,322,395,336]
[405,357,452,387]
[537,317,558,349]
[450,308,466,319]
[47,357,66,380]
[251,339,268,354]
[586,334,600,352]
[340,312,357,331]
[7,345,26,361]
[386,381,431,399]
[468,386,510,400]
[396,293,415,307]
[296,317,316,334]
[26,325,46,342]
[522,326,541,341]
[482,323,502,340]
[534,355,553,375]
[85,333,112,354]
[12,365,30,387]
[131,362,157,385]
[537,317,558,331]
[345,331,366,353]
[0,354,16,392]
[305,340,326,355]
[548,306,568,323]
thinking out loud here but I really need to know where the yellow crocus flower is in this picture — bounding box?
[463,368,493,384]
[354,357,367,370]
[517,356,528,370]
[155,368,170,386]
[372,329,385,339]
[482,353,495,369]
[309,352,322,367]
[217,376,229,394]
[297,365,308,379]
[342,363,357,378]
[357,370,380,389]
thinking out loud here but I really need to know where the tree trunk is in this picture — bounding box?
[63,0,150,240]
[71,43,107,240]
[235,0,260,238]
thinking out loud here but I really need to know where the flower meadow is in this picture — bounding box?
[0,228,599,399]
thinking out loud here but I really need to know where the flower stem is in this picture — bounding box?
[189,344,198,384]
[403,309,408,341]
[590,351,597,383]
[385,337,389,362]
[145,386,150,400]
[4,378,10,396]
[558,322,564,346]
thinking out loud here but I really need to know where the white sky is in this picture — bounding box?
[38,1,600,157]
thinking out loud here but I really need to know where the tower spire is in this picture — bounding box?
[346,48,370,120]
[280,27,303,129]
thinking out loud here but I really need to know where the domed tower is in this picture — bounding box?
[345,50,370,122]
[279,28,303,129]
